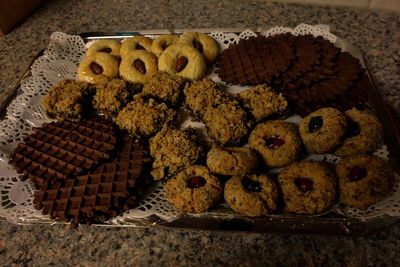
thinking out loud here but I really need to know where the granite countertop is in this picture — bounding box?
[0,0,399,265]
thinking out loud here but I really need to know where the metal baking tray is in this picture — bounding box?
[1,28,399,235]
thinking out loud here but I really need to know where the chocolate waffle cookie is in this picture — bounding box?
[9,116,118,188]
[33,134,152,228]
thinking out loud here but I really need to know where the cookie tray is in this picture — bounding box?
[0,27,399,235]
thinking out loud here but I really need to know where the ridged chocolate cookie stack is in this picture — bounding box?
[216,34,369,116]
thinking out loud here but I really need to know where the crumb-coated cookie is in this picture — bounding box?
[92,78,131,118]
[158,44,206,81]
[141,72,186,107]
[178,32,219,64]
[115,94,175,138]
[120,36,153,58]
[78,53,119,84]
[119,50,158,84]
[150,127,203,180]
[299,107,347,154]
[183,78,237,121]
[206,147,258,176]
[278,161,337,214]
[238,84,288,122]
[86,39,121,58]
[335,155,394,209]
[165,165,222,213]
[334,109,384,157]
[249,120,302,168]
[150,34,180,57]
[43,79,93,121]
[224,174,278,216]
[203,103,251,146]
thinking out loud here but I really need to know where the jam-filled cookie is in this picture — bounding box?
[92,78,132,118]
[119,50,158,84]
[150,34,180,57]
[206,147,258,176]
[78,53,119,84]
[334,110,384,157]
[238,84,288,122]
[165,165,222,213]
[278,161,337,214]
[150,127,203,180]
[335,155,394,209]
[178,32,219,64]
[248,120,302,168]
[299,107,347,154]
[86,39,121,58]
[158,44,206,81]
[183,78,237,121]
[141,72,186,107]
[115,94,175,138]
[120,36,153,58]
[224,174,278,216]
[203,103,251,146]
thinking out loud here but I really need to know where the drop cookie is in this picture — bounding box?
[299,107,347,154]
[249,120,302,168]
[119,50,158,84]
[224,174,278,216]
[78,53,119,84]
[86,39,121,58]
[150,34,180,57]
[120,36,153,58]
[278,161,337,214]
[178,32,219,64]
[165,165,222,213]
[335,155,394,209]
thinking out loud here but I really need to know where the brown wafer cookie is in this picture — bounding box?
[9,116,118,188]
[33,134,152,228]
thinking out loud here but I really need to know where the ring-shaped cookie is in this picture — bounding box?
[120,36,153,58]
[178,32,219,64]
[86,39,121,58]
[158,44,206,81]
[150,34,179,57]
[77,53,119,84]
[119,50,158,84]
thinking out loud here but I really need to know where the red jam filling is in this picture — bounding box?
[265,136,285,149]
[295,178,314,192]
[348,166,367,182]
[187,176,207,189]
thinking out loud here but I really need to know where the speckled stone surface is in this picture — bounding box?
[0,0,399,265]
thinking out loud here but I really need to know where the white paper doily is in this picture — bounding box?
[0,24,398,226]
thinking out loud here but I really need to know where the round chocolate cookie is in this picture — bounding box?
[334,109,384,157]
[165,165,222,213]
[299,107,347,154]
[248,120,302,168]
[206,147,258,176]
[278,161,337,214]
[224,174,278,216]
[150,127,203,180]
[335,155,394,210]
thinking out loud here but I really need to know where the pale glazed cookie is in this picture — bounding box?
[183,78,237,121]
[43,79,92,121]
[334,109,384,157]
[120,36,153,58]
[78,53,119,84]
[178,32,219,64]
[335,155,394,209]
[119,50,158,84]
[150,34,180,57]
[158,44,206,81]
[203,103,251,146]
[150,127,203,180]
[224,174,278,216]
[86,39,121,58]
[238,84,288,122]
[165,165,222,213]
[249,120,302,168]
[142,72,186,107]
[299,107,347,154]
[92,78,131,118]
[278,161,337,214]
[115,94,175,138]
[206,147,258,176]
